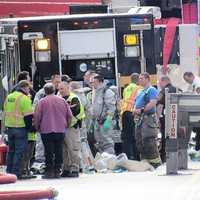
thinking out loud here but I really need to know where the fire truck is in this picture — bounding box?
[0,12,156,89]
[0,0,102,18]
[0,12,156,133]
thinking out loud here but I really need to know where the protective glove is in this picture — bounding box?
[102,116,112,132]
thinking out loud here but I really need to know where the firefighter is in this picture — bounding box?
[4,80,34,179]
[157,75,178,162]
[134,72,161,168]
[121,73,141,160]
[58,81,85,177]
[90,75,116,154]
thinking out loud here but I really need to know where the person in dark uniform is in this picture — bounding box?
[157,75,180,162]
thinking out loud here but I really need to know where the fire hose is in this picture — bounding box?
[0,188,58,200]
[0,141,59,199]
[0,173,17,184]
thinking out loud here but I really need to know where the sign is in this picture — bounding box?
[23,32,43,40]
[130,24,151,31]
[169,104,177,139]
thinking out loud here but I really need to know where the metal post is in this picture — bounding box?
[30,40,36,82]
[165,89,179,175]
[181,0,184,24]
[57,22,62,76]
[113,18,120,91]
[198,0,200,24]
[140,30,146,73]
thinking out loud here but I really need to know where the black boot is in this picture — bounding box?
[66,171,79,178]
[60,170,70,177]
[54,168,61,178]
[42,168,54,179]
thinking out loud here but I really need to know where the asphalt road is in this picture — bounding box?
[1,161,200,200]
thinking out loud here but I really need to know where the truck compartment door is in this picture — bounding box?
[59,28,115,60]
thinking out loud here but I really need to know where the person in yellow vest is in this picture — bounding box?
[121,73,142,160]
[4,80,34,179]
[58,81,85,177]
[12,71,37,179]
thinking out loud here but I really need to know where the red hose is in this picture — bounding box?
[0,188,58,200]
[0,173,17,184]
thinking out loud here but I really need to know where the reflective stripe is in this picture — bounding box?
[121,84,141,114]
[4,94,24,127]
[67,92,85,127]
[14,94,24,123]
[28,132,37,141]
[126,89,139,111]
[4,91,33,127]
[148,157,161,164]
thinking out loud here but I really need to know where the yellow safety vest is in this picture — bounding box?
[28,132,37,141]
[121,83,142,114]
[67,92,85,127]
[4,91,33,128]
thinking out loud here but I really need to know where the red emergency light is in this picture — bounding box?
[83,21,89,25]
[93,20,99,25]
[74,22,79,26]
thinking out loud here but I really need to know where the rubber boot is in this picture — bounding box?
[42,168,54,179]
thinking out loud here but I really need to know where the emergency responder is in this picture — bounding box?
[134,72,161,168]
[31,74,61,174]
[183,72,200,151]
[121,73,141,160]
[61,74,72,83]
[90,74,116,154]
[34,83,72,179]
[70,81,95,172]
[83,70,97,156]
[33,74,61,107]
[13,71,36,102]
[12,71,37,179]
[157,75,178,162]
[183,71,200,92]
[83,69,96,87]
[4,80,34,179]
[58,81,85,178]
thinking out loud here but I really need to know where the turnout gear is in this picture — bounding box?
[135,86,161,167]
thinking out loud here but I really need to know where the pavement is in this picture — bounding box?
[1,161,200,200]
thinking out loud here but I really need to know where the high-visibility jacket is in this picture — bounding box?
[67,92,85,127]
[4,91,33,128]
[121,83,142,114]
